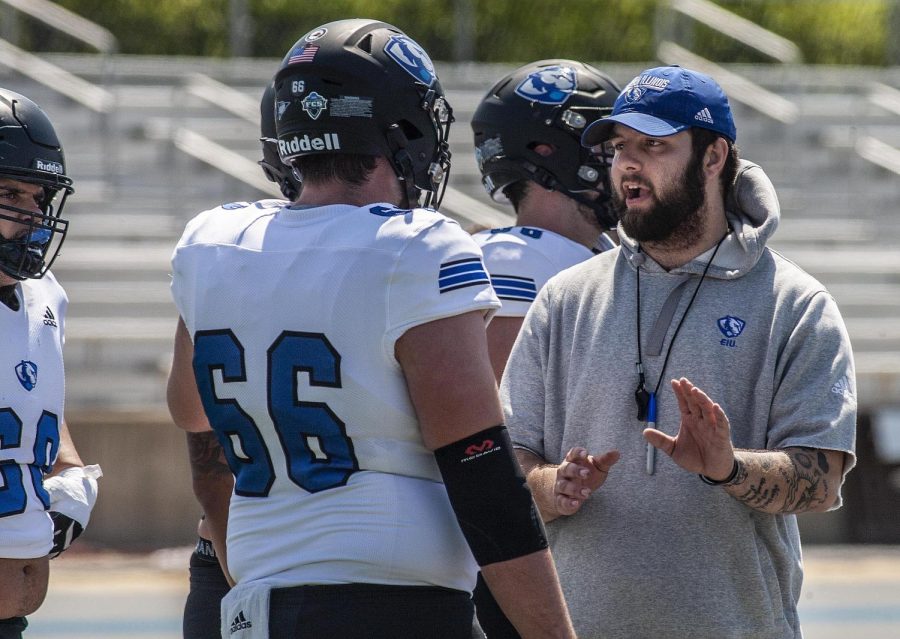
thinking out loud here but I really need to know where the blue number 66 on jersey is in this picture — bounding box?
[0,409,59,517]
[192,329,359,496]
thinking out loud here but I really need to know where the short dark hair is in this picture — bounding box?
[502,179,531,211]
[292,154,378,187]
[690,128,739,197]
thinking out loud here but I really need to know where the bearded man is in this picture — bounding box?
[500,66,857,639]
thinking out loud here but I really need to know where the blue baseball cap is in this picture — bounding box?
[581,66,736,147]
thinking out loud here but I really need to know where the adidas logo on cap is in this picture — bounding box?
[694,107,714,124]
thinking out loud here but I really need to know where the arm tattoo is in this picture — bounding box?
[779,450,830,513]
[725,448,834,514]
[186,432,230,481]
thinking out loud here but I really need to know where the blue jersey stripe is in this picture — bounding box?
[442,280,491,294]
[490,276,537,293]
[440,271,490,291]
[440,259,484,278]
[494,287,537,301]
[439,258,489,294]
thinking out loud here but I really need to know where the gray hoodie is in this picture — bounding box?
[502,161,857,639]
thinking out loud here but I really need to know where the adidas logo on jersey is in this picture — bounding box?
[831,375,852,397]
[230,611,252,634]
[694,108,715,124]
[43,307,57,327]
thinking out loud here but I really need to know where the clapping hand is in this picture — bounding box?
[553,447,620,516]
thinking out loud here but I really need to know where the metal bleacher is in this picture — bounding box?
[0,14,898,417]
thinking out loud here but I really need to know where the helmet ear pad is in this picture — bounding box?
[0,89,73,279]
[272,19,453,209]
[471,59,621,228]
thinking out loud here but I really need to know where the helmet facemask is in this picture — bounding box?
[0,183,70,280]
[569,138,617,229]
[387,88,454,210]
[471,60,621,229]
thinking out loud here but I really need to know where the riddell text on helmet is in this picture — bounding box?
[35,159,64,173]
[278,133,341,157]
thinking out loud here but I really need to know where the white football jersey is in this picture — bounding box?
[473,226,594,317]
[171,199,499,590]
[0,273,67,559]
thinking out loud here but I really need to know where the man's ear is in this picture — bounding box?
[704,137,729,178]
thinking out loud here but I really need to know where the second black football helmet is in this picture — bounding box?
[273,19,453,209]
[0,88,73,280]
[471,60,620,229]
[259,80,301,201]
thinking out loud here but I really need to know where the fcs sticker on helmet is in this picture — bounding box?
[301,91,328,120]
[383,35,436,86]
[514,65,578,105]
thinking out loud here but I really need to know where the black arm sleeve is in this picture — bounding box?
[434,425,548,566]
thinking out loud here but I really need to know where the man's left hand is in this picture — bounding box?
[643,377,735,480]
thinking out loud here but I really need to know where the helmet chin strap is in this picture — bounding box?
[425,146,451,210]
[0,282,19,310]
[0,200,67,280]
[392,149,421,209]
[519,159,618,230]
[386,123,424,209]
[384,101,453,210]
[0,236,44,280]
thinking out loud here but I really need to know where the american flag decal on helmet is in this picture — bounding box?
[439,257,489,294]
[288,45,319,65]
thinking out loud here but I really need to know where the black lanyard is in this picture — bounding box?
[634,234,727,422]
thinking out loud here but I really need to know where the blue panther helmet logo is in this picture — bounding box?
[514,65,577,105]
[15,360,37,391]
[717,315,746,339]
[384,35,436,87]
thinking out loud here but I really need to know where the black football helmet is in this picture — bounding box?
[471,60,620,229]
[259,80,301,201]
[273,19,453,209]
[0,89,73,280]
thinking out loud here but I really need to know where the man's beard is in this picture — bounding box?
[613,151,706,247]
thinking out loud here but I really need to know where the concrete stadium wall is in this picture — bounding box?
[65,410,857,550]
[68,411,199,550]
